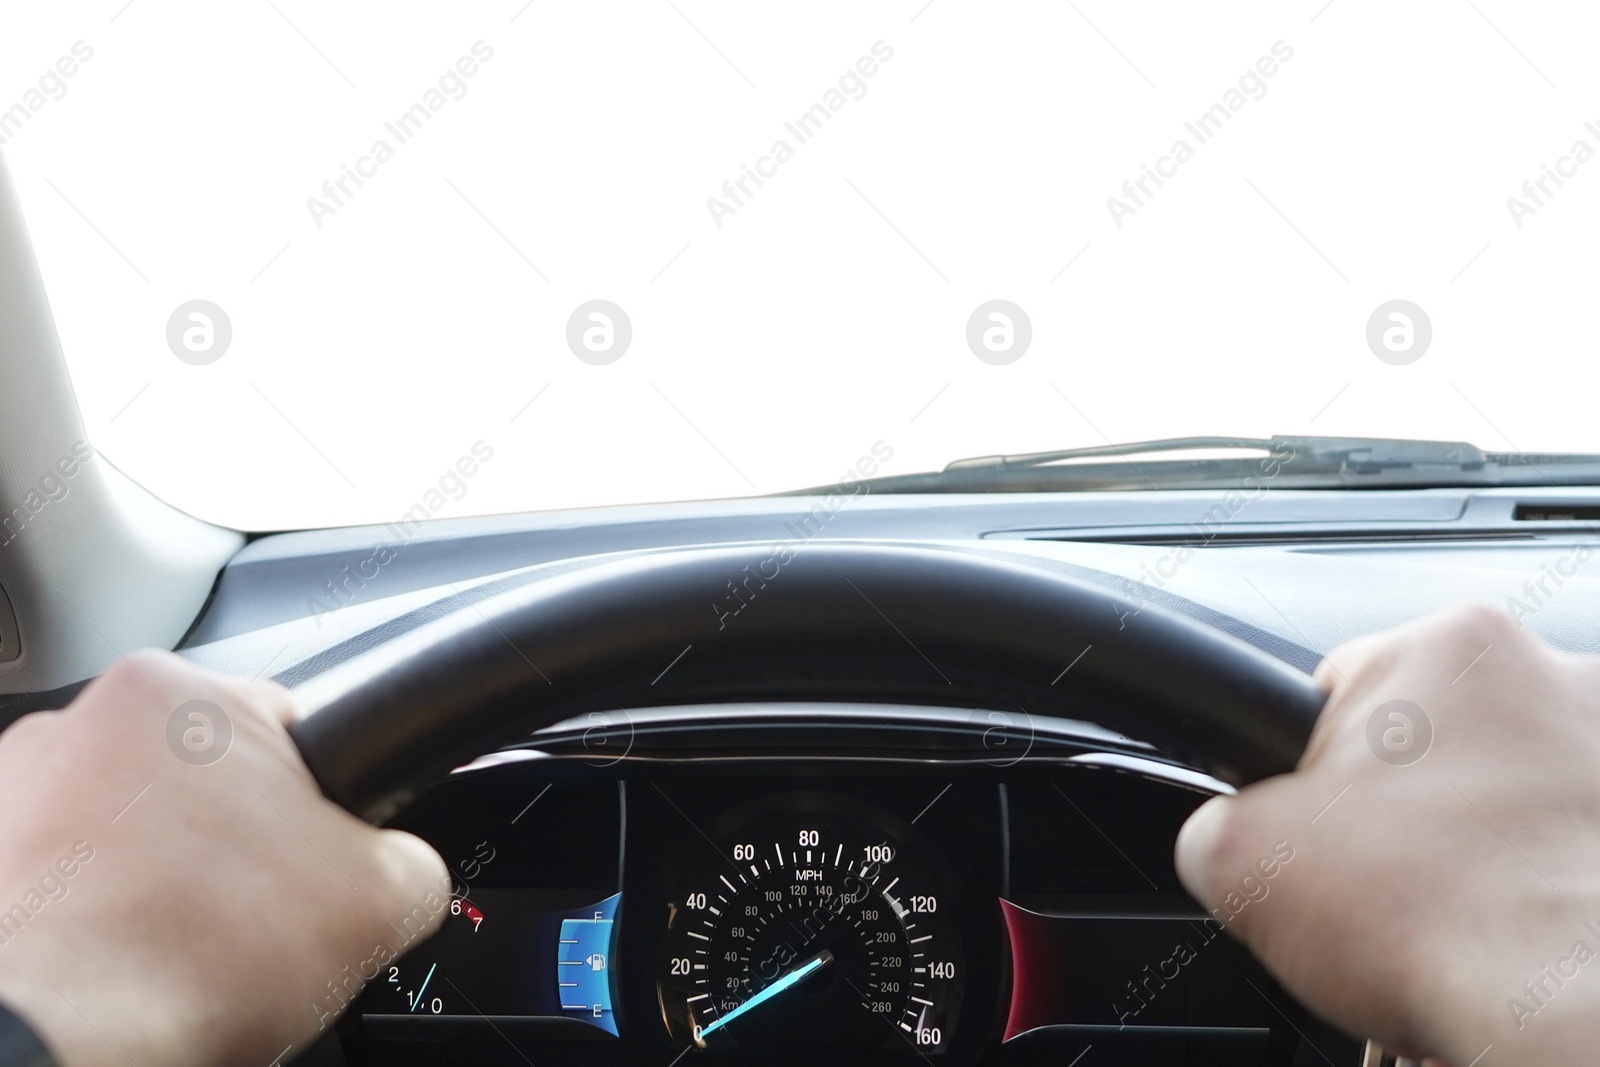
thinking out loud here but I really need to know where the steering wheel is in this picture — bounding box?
[284,543,1327,821]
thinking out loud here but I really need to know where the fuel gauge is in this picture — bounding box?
[556,893,621,1035]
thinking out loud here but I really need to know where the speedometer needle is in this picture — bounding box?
[695,949,833,1043]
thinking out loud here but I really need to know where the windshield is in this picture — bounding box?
[5,6,1592,530]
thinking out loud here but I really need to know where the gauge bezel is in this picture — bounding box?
[620,777,1008,1064]
[657,793,963,1052]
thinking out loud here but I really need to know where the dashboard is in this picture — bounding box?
[330,707,1361,1067]
[31,481,1595,1067]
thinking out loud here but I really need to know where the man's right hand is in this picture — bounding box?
[1177,604,1600,1065]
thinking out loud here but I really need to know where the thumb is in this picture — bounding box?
[1174,793,1238,915]
[373,828,452,933]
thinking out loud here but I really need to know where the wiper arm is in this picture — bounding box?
[944,435,1491,474]
[944,435,1283,472]
[775,436,1600,495]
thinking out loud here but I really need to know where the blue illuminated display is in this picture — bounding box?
[556,892,620,1035]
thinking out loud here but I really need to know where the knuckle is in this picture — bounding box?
[99,651,159,690]
[119,647,187,680]
[1431,601,1519,648]
[92,650,190,714]
[1322,630,1401,690]
[239,677,301,727]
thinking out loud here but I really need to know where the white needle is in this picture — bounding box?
[695,949,834,1042]
[410,962,437,1012]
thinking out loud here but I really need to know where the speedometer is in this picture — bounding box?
[654,795,964,1054]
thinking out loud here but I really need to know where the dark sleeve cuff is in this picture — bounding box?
[0,1001,56,1067]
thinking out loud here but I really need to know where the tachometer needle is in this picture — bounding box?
[695,949,833,1043]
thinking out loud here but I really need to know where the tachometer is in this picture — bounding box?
[654,799,964,1054]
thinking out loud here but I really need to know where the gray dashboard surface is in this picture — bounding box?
[179,486,1600,686]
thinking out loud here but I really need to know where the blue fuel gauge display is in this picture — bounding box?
[556,892,620,1035]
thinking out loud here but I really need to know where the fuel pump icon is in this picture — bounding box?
[586,953,606,972]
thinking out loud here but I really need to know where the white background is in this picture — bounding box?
[2,0,1597,531]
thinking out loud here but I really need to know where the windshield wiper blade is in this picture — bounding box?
[944,435,1493,473]
[776,436,1600,495]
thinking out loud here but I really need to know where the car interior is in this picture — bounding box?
[6,132,1600,1067]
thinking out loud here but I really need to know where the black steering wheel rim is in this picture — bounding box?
[286,543,1327,821]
